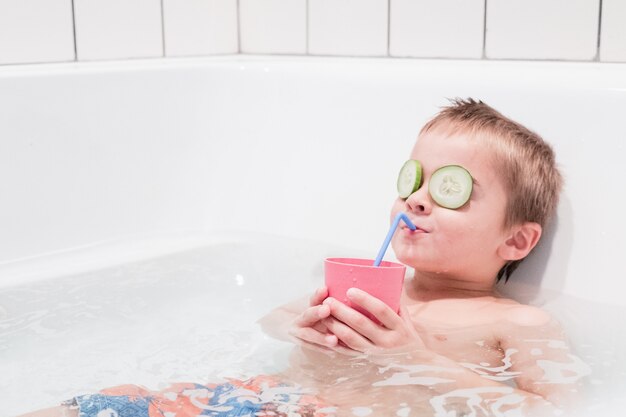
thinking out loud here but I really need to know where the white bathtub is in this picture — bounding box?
[1,56,625,416]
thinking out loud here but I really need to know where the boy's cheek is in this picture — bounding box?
[389,199,405,221]
[389,236,399,256]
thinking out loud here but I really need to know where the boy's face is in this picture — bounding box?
[390,130,511,282]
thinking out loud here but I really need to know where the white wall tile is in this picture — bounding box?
[390,0,483,59]
[163,0,238,56]
[240,0,306,54]
[74,0,163,61]
[309,0,388,56]
[0,0,75,65]
[486,0,600,60]
[600,0,626,62]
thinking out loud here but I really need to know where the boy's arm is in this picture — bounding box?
[257,296,308,341]
[373,348,561,415]
[258,287,335,344]
[498,305,590,409]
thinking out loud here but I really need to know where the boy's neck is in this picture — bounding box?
[409,271,497,300]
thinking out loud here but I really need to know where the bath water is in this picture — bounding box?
[1,233,624,416]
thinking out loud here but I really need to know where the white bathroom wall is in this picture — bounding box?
[485,0,600,61]
[308,0,388,56]
[600,0,626,62]
[73,0,163,61]
[0,0,75,65]
[163,0,238,56]
[389,0,484,59]
[1,0,623,65]
[240,0,307,54]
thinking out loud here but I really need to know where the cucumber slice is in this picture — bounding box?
[429,165,473,209]
[397,160,423,199]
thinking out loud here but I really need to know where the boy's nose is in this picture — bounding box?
[405,186,432,214]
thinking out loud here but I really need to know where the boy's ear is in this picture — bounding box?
[497,222,542,261]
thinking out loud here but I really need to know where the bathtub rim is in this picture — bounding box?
[1,54,626,89]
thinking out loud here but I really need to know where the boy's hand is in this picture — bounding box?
[321,287,426,353]
[288,286,340,348]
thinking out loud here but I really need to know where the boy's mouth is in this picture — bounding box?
[402,224,429,233]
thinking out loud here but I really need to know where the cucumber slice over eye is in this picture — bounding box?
[429,165,473,209]
[397,159,423,199]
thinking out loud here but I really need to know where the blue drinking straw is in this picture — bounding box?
[373,213,416,266]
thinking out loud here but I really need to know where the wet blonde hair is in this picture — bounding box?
[420,98,563,282]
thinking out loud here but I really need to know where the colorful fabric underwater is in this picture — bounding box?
[70,375,335,417]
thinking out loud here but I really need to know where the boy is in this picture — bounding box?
[22,99,586,417]
[264,98,588,416]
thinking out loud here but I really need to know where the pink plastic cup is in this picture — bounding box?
[324,257,406,322]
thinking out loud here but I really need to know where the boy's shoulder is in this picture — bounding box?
[493,296,552,327]
[406,295,552,329]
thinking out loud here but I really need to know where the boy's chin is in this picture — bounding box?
[395,252,441,274]
[393,244,422,262]
[395,252,424,269]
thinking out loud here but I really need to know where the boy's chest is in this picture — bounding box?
[405,300,507,365]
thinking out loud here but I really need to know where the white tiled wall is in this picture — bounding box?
[240,0,306,54]
[74,0,163,61]
[0,0,75,65]
[0,0,625,65]
[390,0,484,59]
[309,0,388,56]
[163,0,238,57]
[485,0,600,61]
[600,0,626,62]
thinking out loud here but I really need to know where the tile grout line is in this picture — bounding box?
[237,0,242,54]
[595,0,603,61]
[70,0,78,61]
[482,0,488,59]
[387,0,391,57]
[160,0,166,57]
